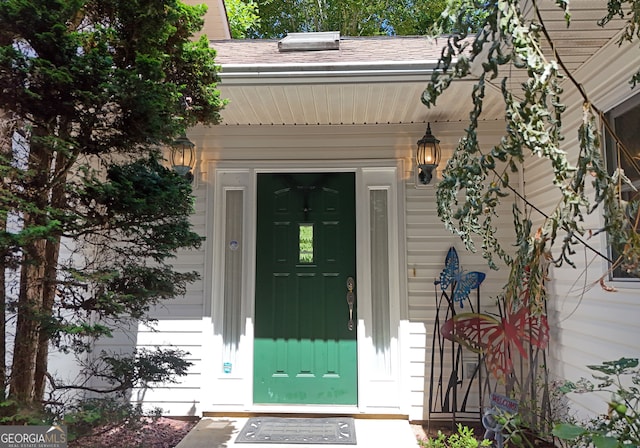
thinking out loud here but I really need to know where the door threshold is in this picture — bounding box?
[202,410,409,420]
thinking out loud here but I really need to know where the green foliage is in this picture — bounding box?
[490,411,539,448]
[424,0,640,277]
[36,348,193,411]
[43,157,203,354]
[552,358,640,448]
[91,348,192,393]
[420,424,492,448]
[0,396,165,443]
[246,0,448,38]
[440,0,492,34]
[0,399,49,426]
[62,398,161,442]
[599,0,640,86]
[0,1,225,146]
[78,156,204,260]
[227,0,261,39]
[0,0,225,409]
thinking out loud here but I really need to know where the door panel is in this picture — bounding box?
[254,173,357,405]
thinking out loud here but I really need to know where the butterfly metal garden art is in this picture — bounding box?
[437,248,550,383]
[436,247,486,307]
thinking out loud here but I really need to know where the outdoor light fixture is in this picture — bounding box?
[416,123,441,185]
[170,134,196,182]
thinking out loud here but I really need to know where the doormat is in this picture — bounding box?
[235,416,357,444]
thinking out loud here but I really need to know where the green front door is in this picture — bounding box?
[254,172,357,405]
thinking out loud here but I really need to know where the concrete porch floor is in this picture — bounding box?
[175,417,418,448]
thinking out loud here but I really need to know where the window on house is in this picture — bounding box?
[604,93,640,280]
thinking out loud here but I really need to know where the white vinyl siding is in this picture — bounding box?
[404,150,515,420]
[130,121,516,418]
[523,38,640,418]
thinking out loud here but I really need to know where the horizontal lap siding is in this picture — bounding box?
[117,121,517,417]
[126,123,426,414]
[524,41,640,419]
[132,321,204,415]
[115,181,208,415]
[404,124,516,420]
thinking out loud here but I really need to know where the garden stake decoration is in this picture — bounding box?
[436,247,486,308]
[441,268,550,383]
[482,409,505,448]
[482,393,519,448]
[429,247,486,421]
[440,238,555,440]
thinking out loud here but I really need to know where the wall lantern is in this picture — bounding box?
[170,134,196,182]
[416,123,441,185]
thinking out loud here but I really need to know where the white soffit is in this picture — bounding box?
[216,79,506,126]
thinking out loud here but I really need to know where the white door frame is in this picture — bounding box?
[202,159,410,414]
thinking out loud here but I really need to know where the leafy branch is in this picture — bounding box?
[48,348,192,396]
[425,0,640,277]
[553,358,640,448]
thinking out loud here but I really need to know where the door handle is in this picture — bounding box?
[346,277,355,331]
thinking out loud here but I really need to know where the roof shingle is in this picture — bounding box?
[209,36,448,66]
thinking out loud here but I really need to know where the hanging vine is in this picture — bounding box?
[424,0,640,279]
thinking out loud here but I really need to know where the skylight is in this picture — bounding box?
[278,31,340,52]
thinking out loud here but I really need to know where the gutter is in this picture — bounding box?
[217,60,441,86]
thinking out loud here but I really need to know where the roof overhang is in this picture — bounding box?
[214,73,505,127]
[209,0,628,127]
